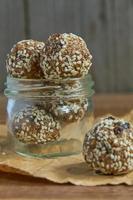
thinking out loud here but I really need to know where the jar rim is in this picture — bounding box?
[4,74,95,99]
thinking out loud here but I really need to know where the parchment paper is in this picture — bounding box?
[0,112,133,186]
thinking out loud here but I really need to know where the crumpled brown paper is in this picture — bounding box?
[0,112,133,186]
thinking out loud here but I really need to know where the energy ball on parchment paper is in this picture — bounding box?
[40,33,92,79]
[6,40,45,79]
[12,105,60,144]
[49,98,89,123]
[83,116,133,175]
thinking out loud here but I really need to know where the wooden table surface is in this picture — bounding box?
[0,94,133,200]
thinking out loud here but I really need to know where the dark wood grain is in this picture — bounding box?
[28,0,81,40]
[80,0,113,92]
[0,171,132,200]
[93,94,133,117]
[0,0,25,92]
[0,95,7,124]
[0,94,133,199]
[80,0,133,92]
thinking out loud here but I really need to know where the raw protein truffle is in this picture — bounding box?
[40,33,92,79]
[49,98,89,123]
[83,116,133,175]
[12,105,60,144]
[6,40,45,79]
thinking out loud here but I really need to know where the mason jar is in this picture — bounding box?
[4,74,94,158]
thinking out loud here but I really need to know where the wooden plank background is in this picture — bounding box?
[0,0,25,93]
[1,0,133,93]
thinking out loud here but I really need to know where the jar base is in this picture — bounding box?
[16,150,81,158]
[11,138,82,158]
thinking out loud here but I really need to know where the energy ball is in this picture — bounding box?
[49,98,89,123]
[40,33,92,79]
[83,116,133,175]
[12,105,60,144]
[6,40,45,79]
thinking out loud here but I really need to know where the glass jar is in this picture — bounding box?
[4,74,94,158]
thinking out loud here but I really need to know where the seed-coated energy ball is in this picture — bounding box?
[6,40,45,79]
[83,116,133,175]
[49,98,89,123]
[40,33,92,79]
[12,105,60,144]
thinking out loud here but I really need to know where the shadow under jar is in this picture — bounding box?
[4,74,94,158]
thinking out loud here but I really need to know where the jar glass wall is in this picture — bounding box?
[4,74,94,158]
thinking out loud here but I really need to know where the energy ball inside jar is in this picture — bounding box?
[50,98,89,123]
[6,40,45,79]
[12,105,60,144]
[41,33,92,79]
[83,116,133,175]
